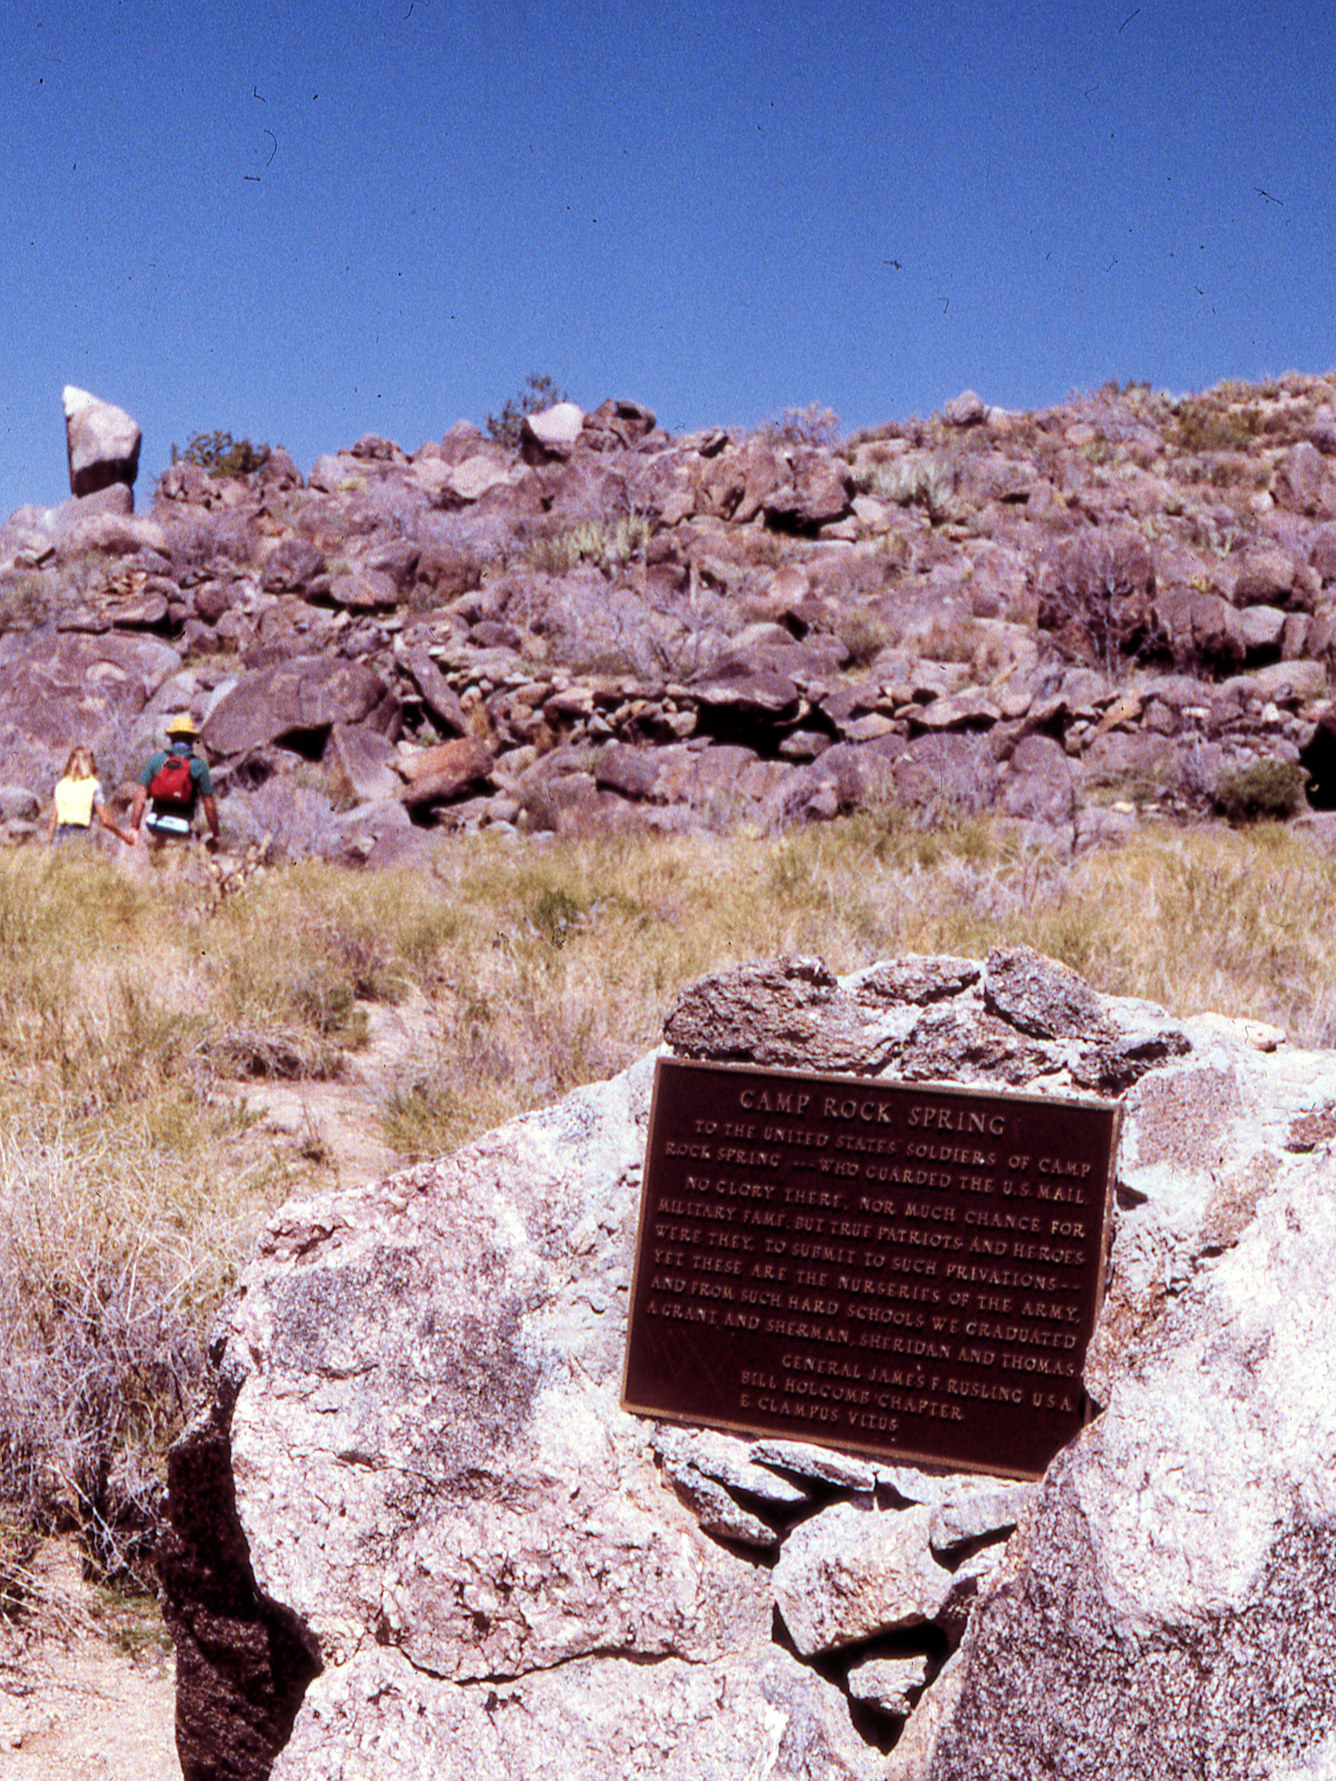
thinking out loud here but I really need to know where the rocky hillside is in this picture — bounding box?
[5,376,1336,864]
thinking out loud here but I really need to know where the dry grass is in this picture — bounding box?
[2,815,1336,1576]
[0,1105,279,1583]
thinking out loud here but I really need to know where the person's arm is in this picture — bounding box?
[96,799,136,844]
[128,783,147,836]
[201,794,220,848]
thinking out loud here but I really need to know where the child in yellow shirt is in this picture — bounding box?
[47,746,135,846]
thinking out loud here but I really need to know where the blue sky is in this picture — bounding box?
[3,0,1334,521]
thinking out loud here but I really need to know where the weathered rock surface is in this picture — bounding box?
[63,384,142,497]
[163,945,1336,1778]
[773,1502,953,1654]
[269,1643,881,1781]
[202,658,389,756]
[7,373,1336,861]
[847,1653,931,1717]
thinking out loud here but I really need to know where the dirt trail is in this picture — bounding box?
[222,989,441,1191]
[0,1543,177,1779]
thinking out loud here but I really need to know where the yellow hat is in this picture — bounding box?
[165,713,198,738]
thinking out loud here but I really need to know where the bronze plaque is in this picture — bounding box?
[622,1058,1120,1481]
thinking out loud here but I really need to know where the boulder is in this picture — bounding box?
[270,1644,881,1781]
[307,454,352,494]
[773,1503,954,1654]
[520,402,585,463]
[0,785,41,822]
[693,438,784,524]
[51,485,166,558]
[260,541,330,600]
[202,657,388,756]
[162,950,1336,1777]
[328,568,397,611]
[1275,441,1336,518]
[62,385,142,498]
[338,813,438,872]
[1236,603,1287,653]
[893,733,1001,816]
[928,1482,1036,1552]
[595,741,663,801]
[943,389,987,427]
[259,447,303,492]
[928,1153,1336,1777]
[1233,547,1297,607]
[445,455,514,502]
[997,733,1076,833]
[398,737,494,807]
[691,664,801,723]
[398,651,470,738]
[581,398,658,450]
[762,451,853,532]
[0,629,181,751]
[1153,587,1248,673]
[1309,525,1336,585]
[0,507,57,572]
[156,460,214,505]
[847,1653,932,1717]
[323,724,401,802]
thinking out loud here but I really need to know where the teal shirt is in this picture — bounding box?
[139,745,214,801]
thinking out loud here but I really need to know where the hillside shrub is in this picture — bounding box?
[171,430,272,478]
[1211,759,1307,824]
[855,452,959,523]
[761,403,840,448]
[1036,529,1165,674]
[1169,400,1263,455]
[837,608,896,667]
[526,515,651,576]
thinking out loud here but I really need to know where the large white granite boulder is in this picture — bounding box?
[62,384,142,497]
[160,947,1336,1780]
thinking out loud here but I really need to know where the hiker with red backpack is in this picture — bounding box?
[129,714,221,850]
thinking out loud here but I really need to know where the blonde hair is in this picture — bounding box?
[61,746,97,781]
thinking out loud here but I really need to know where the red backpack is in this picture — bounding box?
[149,754,195,810]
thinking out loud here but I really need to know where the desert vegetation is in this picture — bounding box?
[3,809,1336,1608]
[170,430,272,478]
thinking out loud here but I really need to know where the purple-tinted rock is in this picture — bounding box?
[261,541,330,599]
[997,734,1076,828]
[762,452,852,531]
[202,657,388,756]
[329,569,397,611]
[324,724,402,802]
[1275,442,1336,518]
[520,403,584,464]
[595,743,662,800]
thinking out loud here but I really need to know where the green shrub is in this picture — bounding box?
[172,430,271,478]
[1169,401,1262,455]
[1212,759,1307,824]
